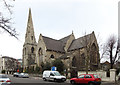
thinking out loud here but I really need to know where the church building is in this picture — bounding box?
[22,8,100,76]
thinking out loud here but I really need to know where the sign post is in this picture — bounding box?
[51,66,57,71]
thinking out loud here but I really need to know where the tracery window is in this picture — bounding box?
[90,43,97,64]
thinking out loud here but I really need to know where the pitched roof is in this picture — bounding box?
[59,34,71,44]
[2,56,16,61]
[42,36,65,53]
[59,34,72,48]
[41,32,94,52]
[68,33,93,51]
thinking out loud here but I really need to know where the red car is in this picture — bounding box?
[70,74,101,85]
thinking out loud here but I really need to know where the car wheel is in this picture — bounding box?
[54,78,57,82]
[62,78,66,82]
[43,78,47,81]
[70,80,76,85]
[89,83,94,85]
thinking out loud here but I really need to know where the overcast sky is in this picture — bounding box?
[0,0,119,60]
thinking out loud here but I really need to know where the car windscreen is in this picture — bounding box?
[93,75,100,78]
[53,72,61,76]
[0,75,8,78]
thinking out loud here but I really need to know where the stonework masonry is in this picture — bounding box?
[22,9,100,75]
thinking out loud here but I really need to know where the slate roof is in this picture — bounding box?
[59,34,71,44]
[42,32,94,53]
[2,56,16,60]
[59,34,72,48]
[68,33,93,51]
[42,36,65,53]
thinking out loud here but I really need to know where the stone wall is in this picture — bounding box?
[78,69,118,82]
[64,34,75,52]
[45,50,64,63]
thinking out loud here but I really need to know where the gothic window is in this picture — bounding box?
[72,56,76,67]
[90,43,97,64]
[31,47,34,53]
[38,48,42,56]
[31,36,33,40]
[50,54,54,58]
[81,53,85,66]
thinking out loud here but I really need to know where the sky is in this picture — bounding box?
[0,0,119,61]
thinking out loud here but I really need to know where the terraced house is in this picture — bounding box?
[22,8,100,76]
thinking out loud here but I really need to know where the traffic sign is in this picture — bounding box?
[51,66,57,71]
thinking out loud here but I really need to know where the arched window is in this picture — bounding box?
[81,53,85,66]
[90,43,97,64]
[72,56,76,67]
[50,54,54,58]
[31,36,33,40]
[38,48,42,56]
[31,47,34,53]
[91,43,96,51]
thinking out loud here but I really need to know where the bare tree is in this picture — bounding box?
[104,35,119,69]
[0,0,18,39]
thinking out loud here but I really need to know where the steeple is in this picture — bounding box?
[23,8,37,69]
[25,8,36,44]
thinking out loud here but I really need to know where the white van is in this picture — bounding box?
[43,70,66,82]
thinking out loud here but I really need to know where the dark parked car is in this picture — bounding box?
[70,74,101,85]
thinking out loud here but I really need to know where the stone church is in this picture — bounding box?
[22,8,100,75]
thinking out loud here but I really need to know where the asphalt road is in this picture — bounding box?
[8,75,118,85]
[8,75,70,85]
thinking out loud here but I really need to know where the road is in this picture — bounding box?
[8,75,70,85]
[8,75,118,85]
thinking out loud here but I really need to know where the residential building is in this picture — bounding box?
[0,56,18,74]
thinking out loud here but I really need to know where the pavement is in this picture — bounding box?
[30,76,70,83]
[101,81,118,85]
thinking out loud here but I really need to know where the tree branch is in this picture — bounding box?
[3,0,13,14]
[0,0,18,39]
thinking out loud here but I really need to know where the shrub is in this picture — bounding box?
[1,70,6,74]
[52,59,65,73]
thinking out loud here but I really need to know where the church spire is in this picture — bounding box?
[27,8,32,26]
[72,30,74,35]
[25,8,36,44]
